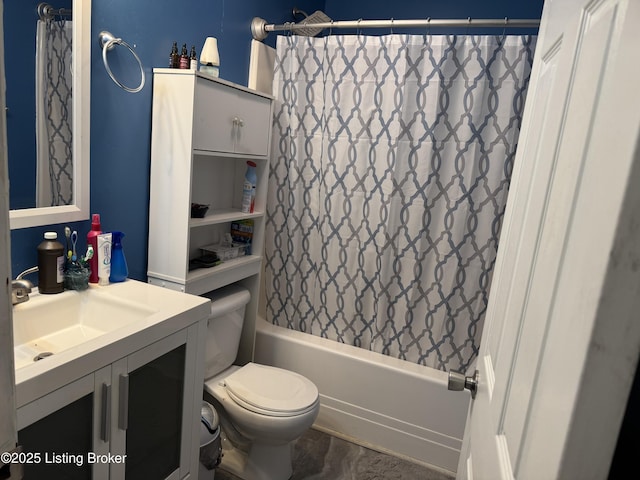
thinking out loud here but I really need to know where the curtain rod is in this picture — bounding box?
[251,16,541,41]
[37,2,72,21]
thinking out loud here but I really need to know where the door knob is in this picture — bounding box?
[448,369,479,399]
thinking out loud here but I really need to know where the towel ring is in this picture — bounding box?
[98,31,145,93]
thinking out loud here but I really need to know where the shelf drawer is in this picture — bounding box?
[193,79,271,156]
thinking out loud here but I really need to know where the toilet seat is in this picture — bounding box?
[223,363,319,418]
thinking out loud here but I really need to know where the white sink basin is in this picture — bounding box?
[12,279,211,411]
[13,284,157,370]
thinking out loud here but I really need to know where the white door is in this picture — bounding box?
[0,0,19,472]
[456,0,640,478]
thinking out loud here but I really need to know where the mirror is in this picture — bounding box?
[3,0,90,229]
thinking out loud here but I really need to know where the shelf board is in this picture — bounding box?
[186,254,262,283]
[190,209,263,227]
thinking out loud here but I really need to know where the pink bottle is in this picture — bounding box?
[87,214,102,283]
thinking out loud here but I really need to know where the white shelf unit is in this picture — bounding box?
[148,69,273,364]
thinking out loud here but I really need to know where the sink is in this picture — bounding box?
[13,285,157,370]
[11,279,211,412]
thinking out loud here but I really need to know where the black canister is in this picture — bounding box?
[37,232,64,294]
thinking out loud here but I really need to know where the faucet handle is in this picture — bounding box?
[12,279,34,291]
[11,279,34,305]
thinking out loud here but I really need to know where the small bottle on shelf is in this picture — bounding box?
[169,41,179,68]
[179,44,189,69]
[189,46,198,70]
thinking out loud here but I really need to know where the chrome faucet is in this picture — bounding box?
[12,266,39,305]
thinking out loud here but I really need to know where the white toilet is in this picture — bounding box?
[201,285,319,480]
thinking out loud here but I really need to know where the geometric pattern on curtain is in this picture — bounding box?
[36,18,73,207]
[266,34,536,371]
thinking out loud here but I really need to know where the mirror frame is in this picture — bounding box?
[7,0,90,229]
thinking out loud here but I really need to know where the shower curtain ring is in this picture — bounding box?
[501,17,509,41]
[390,17,394,35]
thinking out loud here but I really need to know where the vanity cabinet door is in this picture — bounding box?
[16,367,111,480]
[193,79,272,156]
[110,328,197,480]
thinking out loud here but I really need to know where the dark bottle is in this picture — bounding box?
[179,44,189,69]
[38,232,64,294]
[189,45,198,70]
[169,41,179,68]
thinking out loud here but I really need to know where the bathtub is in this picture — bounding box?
[254,318,470,474]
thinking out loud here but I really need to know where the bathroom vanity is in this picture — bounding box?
[12,280,210,480]
[147,71,273,365]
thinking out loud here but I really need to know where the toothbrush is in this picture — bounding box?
[65,226,72,260]
[71,230,78,261]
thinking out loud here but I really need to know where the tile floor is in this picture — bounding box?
[214,428,455,480]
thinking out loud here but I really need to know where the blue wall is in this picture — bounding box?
[324,0,543,26]
[10,0,542,283]
[10,0,323,280]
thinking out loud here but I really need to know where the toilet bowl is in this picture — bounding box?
[201,285,319,480]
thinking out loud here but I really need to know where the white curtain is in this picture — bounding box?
[35,18,73,207]
[266,34,536,371]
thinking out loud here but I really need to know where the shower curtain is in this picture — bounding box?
[265,34,536,371]
[35,18,73,207]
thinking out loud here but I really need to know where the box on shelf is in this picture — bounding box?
[201,241,248,261]
[230,220,253,255]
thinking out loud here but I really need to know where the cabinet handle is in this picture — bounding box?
[101,383,111,442]
[118,374,129,430]
[232,116,245,127]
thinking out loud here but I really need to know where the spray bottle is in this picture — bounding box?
[109,231,129,282]
[241,161,257,213]
[87,214,102,283]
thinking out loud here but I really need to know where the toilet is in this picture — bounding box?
[201,284,319,480]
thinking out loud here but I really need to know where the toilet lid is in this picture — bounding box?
[224,363,318,417]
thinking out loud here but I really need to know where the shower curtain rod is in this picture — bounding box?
[250,16,541,41]
[37,2,72,21]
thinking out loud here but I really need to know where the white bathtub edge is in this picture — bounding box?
[254,318,469,473]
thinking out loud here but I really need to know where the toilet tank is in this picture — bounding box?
[201,284,251,379]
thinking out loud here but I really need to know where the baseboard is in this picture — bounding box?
[314,394,460,474]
